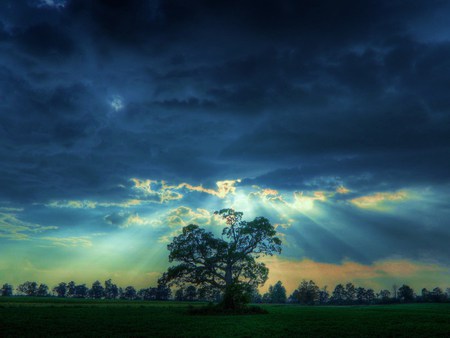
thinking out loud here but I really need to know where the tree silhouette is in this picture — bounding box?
[197,285,221,302]
[1,283,13,297]
[296,280,320,305]
[392,283,398,300]
[160,209,282,310]
[17,281,38,296]
[356,287,375,304]
[184,285,197,301]
[266,281,287,303]
[74,284,88,298]
[356,287,366,304]
[378,289,391,303]
[249,287,263,303]
[344,282,356,303]
[174,288,184,301]
[53,282,67,297]
[154,283,171,300]
[90,281,104,299]
[104,279,119,299]
[319,286,330,304]
[137,283,171,301]
[398,284,414,303]
[67,281,76,297]
[421,288,430,302]
[36,284,49,297]
[331,283,345,304]
[122,286,137,300]
[430,287,446,302]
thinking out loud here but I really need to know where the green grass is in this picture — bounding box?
[1,298,449,337]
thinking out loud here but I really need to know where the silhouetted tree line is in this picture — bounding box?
[171,280,449,305]
[0,280,171,301]
[252,280,450,305]
[1,280,449,305]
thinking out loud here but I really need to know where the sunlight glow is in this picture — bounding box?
[293,191,326,211]
[109,95,124,112]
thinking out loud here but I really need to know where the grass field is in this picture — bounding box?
[1,297,449,337]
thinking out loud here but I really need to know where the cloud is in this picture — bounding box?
[130,179,183,203]
[165,206,214,228]
[41,236,92,248]
[46,178,241,210]
[151,206,226,243]
[31,0,68,9]
[1,0,450,290]
[157,228,182,244]
[0,206,24,212]
[104,211,160,229]
[104,212,133,227]
[350,191,409,210]
[248,187,284,203]
[2,0,450,207]
[47,200,98,209]
[247,185,331,212]
[292,191,328,212]
[130,178,241,202]
[0,212,57,240]
[17,23,75,58]
[173,179,241,198]
[103,205,216,230]
[46,199,142,209]
[336,186,350,194]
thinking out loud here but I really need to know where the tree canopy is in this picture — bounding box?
[296,280,320,305]
[265,281,287,303]
[160,209,282,309]
[398,284,415,303]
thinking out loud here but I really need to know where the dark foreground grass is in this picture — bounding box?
[1,297,449,337]
[187,302,269,315]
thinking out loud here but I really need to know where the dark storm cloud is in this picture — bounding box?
[224,37,450,189]
[17,23,75,58]
[1,0,450,204]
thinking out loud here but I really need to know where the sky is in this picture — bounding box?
[1,0,449,294]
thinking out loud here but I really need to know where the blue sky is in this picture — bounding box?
[0,0,449,293]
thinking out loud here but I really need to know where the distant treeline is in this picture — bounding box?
[1,280,449,305]
[0,280,172,301]
[257,280,450,305]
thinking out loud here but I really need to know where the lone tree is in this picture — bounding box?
[160,209,282,309]
[1,283,13,297]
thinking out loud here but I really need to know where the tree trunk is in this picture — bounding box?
[224,264,232,287]
[222,264,237,309]
[220,263,249,310]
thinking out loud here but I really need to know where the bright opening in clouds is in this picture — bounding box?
[0,0,449,293]
[109,95,124,112]
[32,0,67,9]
